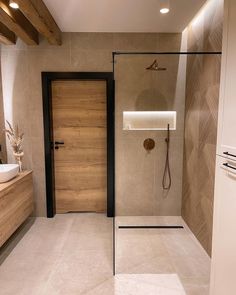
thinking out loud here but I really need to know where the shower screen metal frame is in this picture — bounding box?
[112,51,222,73]
[112,50,222,275]
[112,50,222,218]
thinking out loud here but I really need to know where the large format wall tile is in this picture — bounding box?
[182,0,223,256]
[115,49,186,216]
[1,33,183,216]
[0,51,7,163]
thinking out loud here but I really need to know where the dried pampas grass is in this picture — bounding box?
[4,120,24,172]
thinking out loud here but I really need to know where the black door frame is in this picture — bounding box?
[42,72,115,218]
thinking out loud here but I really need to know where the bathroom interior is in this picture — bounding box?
[0,0,235,294]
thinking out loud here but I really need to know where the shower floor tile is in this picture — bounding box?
[85,274,186,295]
[0,214,209,295]
[115,216,211,295]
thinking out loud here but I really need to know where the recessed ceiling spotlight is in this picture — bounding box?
[9,0,19,9]
[160,0,170,14]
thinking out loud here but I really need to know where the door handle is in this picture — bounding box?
[54,141,64,150]
[222,163,236,175]
[223,163,236,170]
[223,152,236,158]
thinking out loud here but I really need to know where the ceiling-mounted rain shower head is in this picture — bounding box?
[146,59,167,71]
[146,59,158,70]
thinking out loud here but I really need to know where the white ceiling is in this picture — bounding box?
[43,0,207,33]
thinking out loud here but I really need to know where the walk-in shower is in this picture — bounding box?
[113,51,221,282]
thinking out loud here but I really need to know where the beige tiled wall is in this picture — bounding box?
[182,0,223,256]
[1,33,183,216]
[115,49,187,216]
[0,50,6,164]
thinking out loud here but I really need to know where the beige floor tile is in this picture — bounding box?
[161,232,207,257]
[71,219,112,234]
[115,216,211,286]
[119,256,176,274]
[0,278,44,295]
[180,277,210,295]
[41,249,113,294]
[83,277,116,295]
[115,274,186,295]
[11,216,74,255]
[56,250,113,276]
[62,232,112,253]
[0,252,61,295]
[170,256,211,280]
[84,274,186,295]
[116,229,172,273]
[42,273,112,295]
[0,252,60,281]
[116,235,155,273]
[0,214,210,295]
[0,214,113,295]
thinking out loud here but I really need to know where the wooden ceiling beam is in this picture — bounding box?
[0,0,38,45]
[0,21,16,45]
[14,0,62,45]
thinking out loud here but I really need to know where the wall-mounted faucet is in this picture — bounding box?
[143,138,155,152]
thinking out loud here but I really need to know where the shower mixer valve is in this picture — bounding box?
[143,138,155,152]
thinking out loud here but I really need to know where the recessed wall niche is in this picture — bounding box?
[123,111,177,130]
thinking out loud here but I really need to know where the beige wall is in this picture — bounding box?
[115,39,187,216]
[1,33,182,216]
[182,0,223,255]
[0,49,6,164]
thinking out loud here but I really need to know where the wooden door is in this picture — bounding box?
[52,80,107,213]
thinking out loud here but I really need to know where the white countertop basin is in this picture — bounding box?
[0,164,19,183]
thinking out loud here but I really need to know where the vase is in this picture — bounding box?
[13,152,24,172]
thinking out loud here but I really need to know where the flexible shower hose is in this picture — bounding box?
[162,125,172,190]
